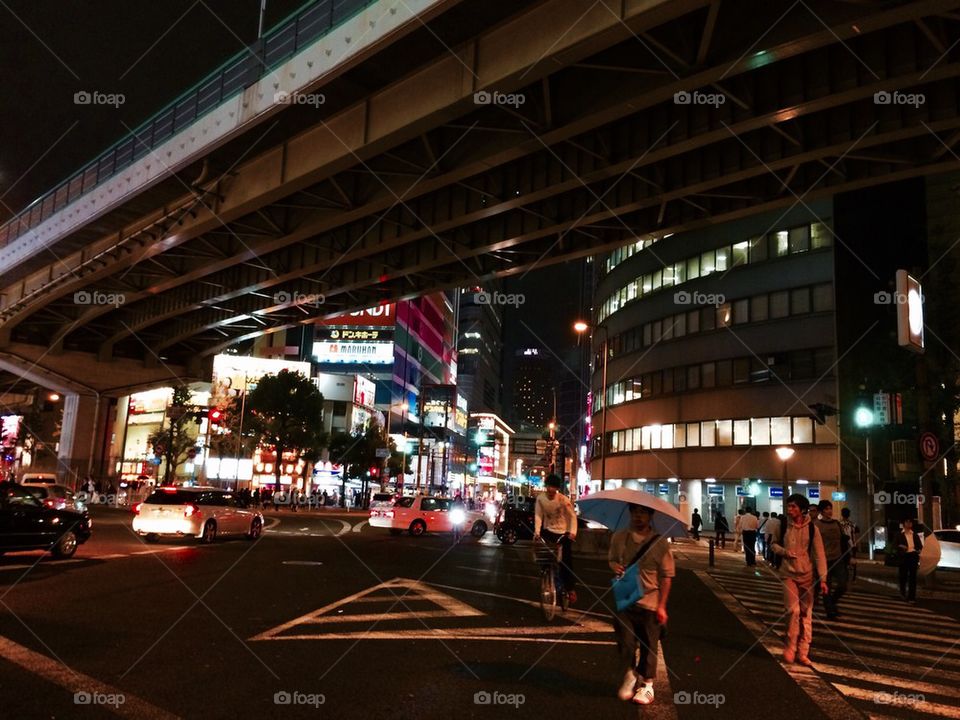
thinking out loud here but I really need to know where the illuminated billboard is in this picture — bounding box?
[1,416,21,448]
[312,341,394,365]
[895,270,924,353]
[319,303,395,327]
[212,355,311,396]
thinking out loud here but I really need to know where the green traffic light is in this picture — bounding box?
[854,406,874,428]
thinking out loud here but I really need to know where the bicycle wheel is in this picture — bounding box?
[540,567,558,621]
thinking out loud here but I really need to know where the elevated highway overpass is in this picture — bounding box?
[2,0,960,479]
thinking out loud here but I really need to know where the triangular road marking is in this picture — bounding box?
[249,578,482,641]
[250,578,615,644]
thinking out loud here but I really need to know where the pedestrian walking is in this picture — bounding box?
[609,503,674,706]
[690,508,702,540]
[896,518,923,602]
[757,512,769,558]
[740,509,760,565]
[771,493,827,665]
[734,509,744,551]
[714,513,729,548]
[814,500,849,619]
[765,512,781,565]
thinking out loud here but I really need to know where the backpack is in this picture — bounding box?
[778,518,815,567]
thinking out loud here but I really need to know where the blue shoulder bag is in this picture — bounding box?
[611,534,661,611]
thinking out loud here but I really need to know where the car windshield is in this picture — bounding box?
[145,489,201,504]
[372,493,393,502]
[3,485,43,508]
[396,497,415,508]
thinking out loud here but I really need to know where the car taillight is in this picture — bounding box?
[184,504,200,518]
[133,503,142,515]
[44,499,55,508]
[385,510,394,518]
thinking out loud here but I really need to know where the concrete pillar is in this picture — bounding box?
[58,393,102,487]
[679,479,702,529]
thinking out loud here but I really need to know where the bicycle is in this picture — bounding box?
[450,507,466,545]
[534,534,569,621]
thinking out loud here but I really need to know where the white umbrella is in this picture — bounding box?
[919,533,942,577]
[577,488,688,538]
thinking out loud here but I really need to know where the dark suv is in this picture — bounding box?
[0,482,92,558]
[494,499,536,544]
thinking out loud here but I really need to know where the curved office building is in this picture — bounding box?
[590,204,840,523]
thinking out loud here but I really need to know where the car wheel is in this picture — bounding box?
[471,521,487,538]
[246,518,262,540]
[144,533,159,544]
[51,531,78,559]
[501,526,518,545]
[201,520,217,544]
[388,529,402,536]
[409,520,427,537]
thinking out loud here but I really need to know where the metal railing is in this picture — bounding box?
[0,0,377,250]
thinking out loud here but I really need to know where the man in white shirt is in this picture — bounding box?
[739,510,760,565]
[534,474,578,603]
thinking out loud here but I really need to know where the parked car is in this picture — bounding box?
[23,484,85,512]
[369,495,488,537]
[18,472,57,485]
[0,481,92,558]
[132,487,264,543]
[933,529,960,570]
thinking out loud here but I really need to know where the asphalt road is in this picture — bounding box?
[0,507,956,720]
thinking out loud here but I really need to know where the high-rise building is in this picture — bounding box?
[513,347,554,428]
[456,286,504,416]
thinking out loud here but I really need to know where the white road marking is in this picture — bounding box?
[263,517,281,530]
[422,581,612,620]
[0,634,180,720]
[281,561,323,566]
[351,520,368,533]
[250,577,615,644]
[812,662,960,699]
[832,683,960,719]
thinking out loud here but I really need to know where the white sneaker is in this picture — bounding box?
[632,682,655,705]
[617,670,637,701]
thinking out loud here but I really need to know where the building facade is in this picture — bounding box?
[590,203,840,527]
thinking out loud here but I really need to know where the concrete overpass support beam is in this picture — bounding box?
[57,393,103,486]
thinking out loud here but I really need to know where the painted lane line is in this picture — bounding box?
[812,648,960,682]
[695,570,863,720]
[831,683,960,719]
[451,566,610,590]
[0,634,180,720]
[263,517,281,530]
[261,630,615,644]
[351,520,368,533]
[281,561,324,566]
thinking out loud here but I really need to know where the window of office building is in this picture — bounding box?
[813,283,833,312]
[749,235,767,262]
[687,365,701,390]
[789,226,810,253]
[687,309,700,333]
[715,246,731,272]
[734,419,751,445]
[810,222,833,249]
[717,420,733,446]
[752,417,771,445]
[702,362,716,388]
[770,417,791,444]
[686,422,701,447]
[752,294,769,322]
[716,303,732,328]
[771,230,789,257]
[717,359,733,386]
[791,287,811,315]
[733,298,750,324]
[701,250,716,275]
[701,421,716,446]
[674,424,686,448]
[732,241,749,267]
[770,290,790,319]
[793,417,814,444]
[733,358,750,384]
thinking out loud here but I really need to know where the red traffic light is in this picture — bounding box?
[209,409,223,422]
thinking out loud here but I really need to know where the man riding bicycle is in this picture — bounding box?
[533,474,578,604]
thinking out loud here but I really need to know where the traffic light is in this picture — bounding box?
[854,404,874,428]
[209,408,223,424]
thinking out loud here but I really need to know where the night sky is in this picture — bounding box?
[0,0,305,219]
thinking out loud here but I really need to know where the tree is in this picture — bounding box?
[148,385,197,484]
[328,421,397,508]
[206,394,258,459]
[245,369,325,491]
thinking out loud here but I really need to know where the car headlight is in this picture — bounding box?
[450,509,466,525]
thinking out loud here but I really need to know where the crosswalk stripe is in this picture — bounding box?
[731,598,958,645]
[708,571,915,604]
[831,683,960,719]
[812,648,960,684]
[812,662,960,699]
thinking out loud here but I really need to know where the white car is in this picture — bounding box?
[370,495,488,537]
[133,487,263,543]
[23,483,84,511]
[933,530,960,570]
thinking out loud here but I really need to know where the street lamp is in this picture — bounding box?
[775,446,795,504]
[854,401,876,559]
[574,320,609,491]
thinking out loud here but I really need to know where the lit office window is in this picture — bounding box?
[793,417,814,444]
[734,419,751,445]
[686,423,701,447]
[770,417,791,444]
[701,421,716,447]
[717,420,733,446]
[751,418,770,445]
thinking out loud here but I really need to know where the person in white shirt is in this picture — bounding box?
[534,474,578,603]
[734,509,744,551]
[739,510,760,565]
